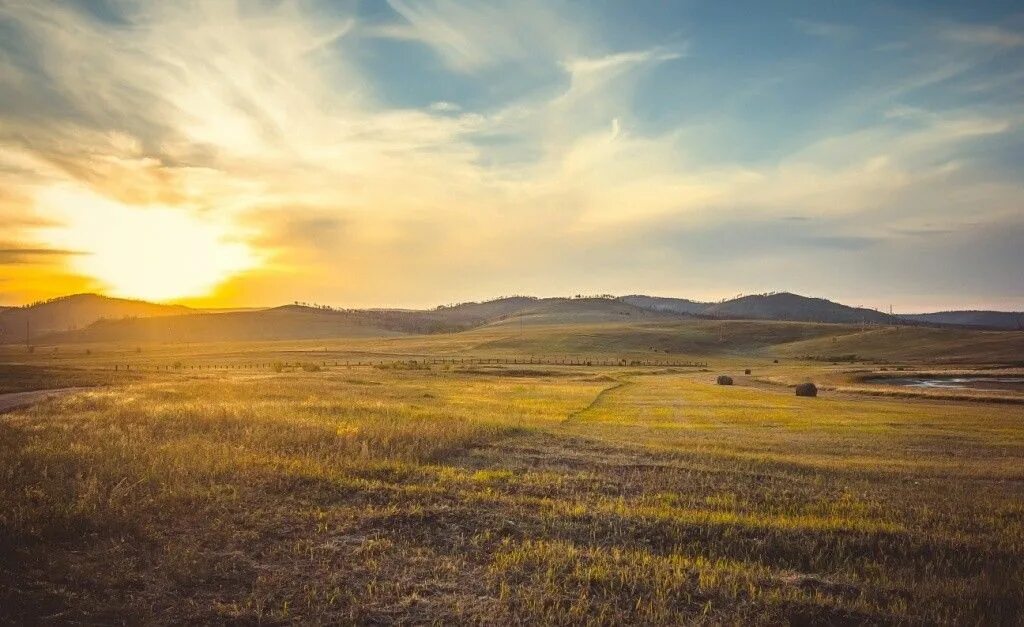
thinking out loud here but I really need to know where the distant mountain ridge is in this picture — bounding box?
[620,293,1022,328]
[3,291,1021,345]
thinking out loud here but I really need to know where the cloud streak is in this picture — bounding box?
[0,1,1021,309]
[0,247,83,264]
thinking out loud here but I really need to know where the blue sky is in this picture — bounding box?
[0,0,1022,310]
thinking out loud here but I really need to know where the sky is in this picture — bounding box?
[1,0,1022,312]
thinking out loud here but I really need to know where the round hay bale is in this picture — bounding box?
[773,359,779,363]
[795,382,818,397]
[716,375,733,386]
[744,369,751,375]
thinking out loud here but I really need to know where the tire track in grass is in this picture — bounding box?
[564,380,634,423]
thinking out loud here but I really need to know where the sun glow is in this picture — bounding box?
[38,186,257,302]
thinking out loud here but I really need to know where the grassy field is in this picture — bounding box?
[2,323,1023,624]
[773,325,1024,364]
[0,364,139,394]
[5,317,1023,367]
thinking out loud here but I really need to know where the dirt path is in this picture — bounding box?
[0,387,91,414]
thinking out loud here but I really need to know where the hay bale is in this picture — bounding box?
[744,369,751,375]
[795,382,818,397]
[716,375,733,386]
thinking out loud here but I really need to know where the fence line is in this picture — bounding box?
[107,357,708,371]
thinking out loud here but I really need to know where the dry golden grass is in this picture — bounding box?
[0,364,130,394]
[773,325,1024,364]
[1,342,1022,624]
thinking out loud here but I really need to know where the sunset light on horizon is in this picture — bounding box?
[3,4,1024,624]
[1,1,1022,311]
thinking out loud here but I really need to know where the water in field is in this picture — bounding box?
[873,376,1024,392]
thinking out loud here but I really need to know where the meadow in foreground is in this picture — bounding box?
[1,362,1022,624]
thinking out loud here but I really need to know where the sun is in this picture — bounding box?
[37,186,258,302]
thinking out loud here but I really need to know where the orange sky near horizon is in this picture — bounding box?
[2,2,1022,312]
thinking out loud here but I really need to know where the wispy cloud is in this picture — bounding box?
[383,0,581,73]
[792,19,856,41]
[0,247,82,264]
[429,101,462,113]
[0,1,1021,308]
[562,48,685,77]
[942,23,1024,48]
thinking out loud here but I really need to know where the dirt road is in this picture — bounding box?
[0,387,91,414]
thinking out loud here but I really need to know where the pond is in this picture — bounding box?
[868,376,1024,392]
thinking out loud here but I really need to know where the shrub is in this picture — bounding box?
[375,360,430,371]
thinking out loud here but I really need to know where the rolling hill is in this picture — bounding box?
[9,291,1024,351]
[0,294,190,344]
[467,319,863,356]
[487,297,681,327]
[618,292,901,325]
[699,292,897,324]
[37,304,491,344]
[430,297,542,324]
[771,325,1024,364]
[617,295,710,315]
[902,310,1024,330]
[41,307,393,344]
[38,298,680,344]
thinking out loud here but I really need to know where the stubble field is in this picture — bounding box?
[2,339,1022,625]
